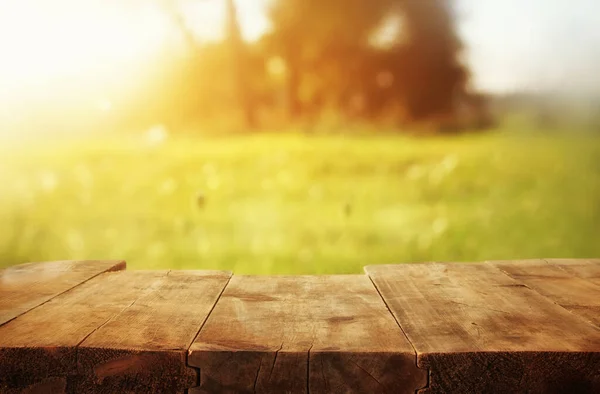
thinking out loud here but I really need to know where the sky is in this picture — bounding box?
[182,0,600,94]
[456,0,600,94]
[1,0,599,98]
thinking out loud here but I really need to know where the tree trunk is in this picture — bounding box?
[225,0,256,129]
[284,48,302,120]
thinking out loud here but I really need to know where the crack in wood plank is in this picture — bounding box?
[366,272,430,393]
[1,268,231,394]
[306,342,313,394]
[490,259,600,329]
[76,270,231,392]
[186,275,232,351]
[75,293,144,352]
[348,357,385,389]
[189,275,423,393]
[268,342,284,383]
[253,354,263,393]
[448,300,511,315]
[9,260,598,393]
[185,274,232,392]
[319,350,327,393]
[368,262,600,393]
[0,260,125,328]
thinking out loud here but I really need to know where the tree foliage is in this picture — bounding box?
[132,0,493,132]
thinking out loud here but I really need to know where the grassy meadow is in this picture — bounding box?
[1,127,599,274]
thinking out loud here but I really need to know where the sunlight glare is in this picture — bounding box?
[0,0,171,101]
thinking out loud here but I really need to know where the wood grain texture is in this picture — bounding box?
[365,262,600,394]
[491,259,600,328]
[546,258,600,285]
[0,269,231,393]
[0,270,162,393]
[76,270,231,393]
[0,260,125,326]
[188,275,426,394]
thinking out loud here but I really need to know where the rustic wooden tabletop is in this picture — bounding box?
[0,259,599,393]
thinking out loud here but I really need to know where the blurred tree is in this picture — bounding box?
[264,0,392,120]
[225,0,257,129]
[159,0,257,129]
[264,0,487,129]
[135,0,491,133]
[395,0,468,120]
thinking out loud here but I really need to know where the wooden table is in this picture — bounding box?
[1,259,599,393]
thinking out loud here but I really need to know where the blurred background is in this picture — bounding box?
[1,0,599,273]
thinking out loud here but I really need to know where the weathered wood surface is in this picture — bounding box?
[0,268,231,393]
[545,258,600,285]
[0,260,125,326]
[77,270,231,393]
[3,259,600,394]
[188,275,427,394]
[365,262,600,394]
[491,259,600,328]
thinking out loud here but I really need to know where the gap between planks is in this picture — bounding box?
[366,273,430,394]
[187,274,426,393]
[185,274,233,389]
[365,260,600,393]
[0,260,126,328]
[489,258,600,329]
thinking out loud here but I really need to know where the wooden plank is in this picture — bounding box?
[0,260,125,326]
[0,269,231,393]
[76,270,231,393]
[0,270,163,393]
[188,275,427,394]
[491,259,600,328]
[365,262,600,394]
[546,258,600,285]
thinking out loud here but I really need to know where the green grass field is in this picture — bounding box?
[1,128,599,273]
